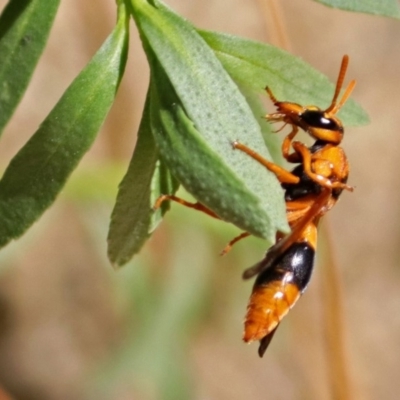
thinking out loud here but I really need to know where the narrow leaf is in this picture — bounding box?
[107,93,179,267]
[199,30,369,127]
[237,84,283,164]
[0,0,61,135]
[150,62,284,242]
[130,0,289,242]
[313,0,400,19]
[0,4,129,248]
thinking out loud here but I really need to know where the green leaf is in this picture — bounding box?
[107,93,179,267]
[129,0,289,242]
[149,62,282,242]
[0,0,61,135]
[313,0,400,19]
[199,30,369,127]
[237,84,283,164]
[0,3,129,248]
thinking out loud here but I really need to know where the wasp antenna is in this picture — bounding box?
[330,79,356,115]
[265,86,279,104]
[325,55,350,115]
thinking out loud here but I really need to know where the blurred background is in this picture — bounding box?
[0,0,399,399]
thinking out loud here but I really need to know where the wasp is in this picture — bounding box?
[153,55,356,358]
[238,55,356,357]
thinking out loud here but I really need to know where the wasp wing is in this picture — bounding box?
[242,189,331,280]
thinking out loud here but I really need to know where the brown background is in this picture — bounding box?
[0,0,399,399]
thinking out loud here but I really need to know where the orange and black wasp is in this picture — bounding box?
[239,55,356,356]
[154,55,356,357]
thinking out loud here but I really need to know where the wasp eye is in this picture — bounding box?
[301,110,340,131]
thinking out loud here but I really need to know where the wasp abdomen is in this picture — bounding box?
[243,242,315,343]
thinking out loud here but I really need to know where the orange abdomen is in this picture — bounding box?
[243,241,315,349]
[243,275,300,343]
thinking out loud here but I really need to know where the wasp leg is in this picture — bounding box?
[154,196,253,254]
[153,194,220,219]
[281,127,303,163]
[220,231,251,255]
[242,188,330,279]
[232,141,299,184]
[264,115,302,163]
[292,141,354,192]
